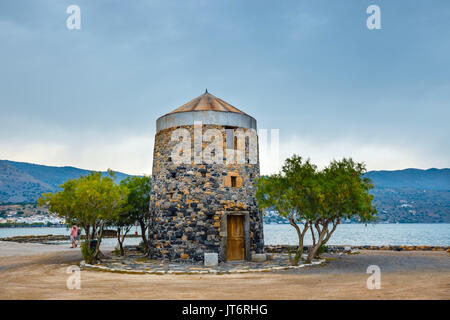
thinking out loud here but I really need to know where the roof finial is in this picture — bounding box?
[205,88,208,94]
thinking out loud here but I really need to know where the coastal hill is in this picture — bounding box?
[364,168,450,190]
[0,160,449,223]
[365,168,449,223]
[0,160,130,203]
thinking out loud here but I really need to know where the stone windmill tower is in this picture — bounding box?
[149,91,264,262]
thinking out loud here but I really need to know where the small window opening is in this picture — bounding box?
[225,127,234,150]
[231,176,237,188]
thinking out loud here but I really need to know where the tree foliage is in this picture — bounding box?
[256,156,318,264]
[120,175,152,254]
[306,158,377,262]
[38,171,129,263]
[109,204,136,256]
[257,155,377,264]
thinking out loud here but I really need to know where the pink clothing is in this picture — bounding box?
[71,226,79,237]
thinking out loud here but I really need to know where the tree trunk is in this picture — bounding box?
[314,221,338,258]
[139,219,148,254]
[85,224,91,251]
[116,227,124,256]
[306,223,328,263]
[310,221,316,247]
[91,221,97,244]
[322,219,340,246]
[288,214,308,265]
[117,226,132,256]
[91,222,104,263]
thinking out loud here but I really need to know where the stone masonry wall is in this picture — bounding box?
[149,124,264,262]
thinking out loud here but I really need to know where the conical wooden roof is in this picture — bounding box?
[167,90,248,115]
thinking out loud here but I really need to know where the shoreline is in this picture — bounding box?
[266,244,450,253]
[2,224,449,248]
[0,235,449,253]
[0,234,142,243]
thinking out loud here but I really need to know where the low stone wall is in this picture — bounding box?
[264,245,346,253]
[352,245,450,252]
[264,244,450,253]
[80,254,326,275]
[0,235,69,243]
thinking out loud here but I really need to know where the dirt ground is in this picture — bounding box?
[0,241,449,300]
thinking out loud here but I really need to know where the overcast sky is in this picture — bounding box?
[0,0,449,175]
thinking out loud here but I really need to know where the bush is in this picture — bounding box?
[81,241,95,262]
[319,244,328,254]
[112,246,120,256]
[138,241,147,252]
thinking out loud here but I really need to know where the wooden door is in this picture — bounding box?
[227,215,245,260]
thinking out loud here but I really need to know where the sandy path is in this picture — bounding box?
[0,241,449,300]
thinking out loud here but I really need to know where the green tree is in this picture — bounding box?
[256,155,319,265]
[110,208,135,256]
[120,175,152,254]
[39,170,129,263]
[257,155,377,265]
[305,158,377,262]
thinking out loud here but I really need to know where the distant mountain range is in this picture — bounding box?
[364,168,449,223]
[0,160,131,203]
[0,160,449,223]
[364,168,450,190]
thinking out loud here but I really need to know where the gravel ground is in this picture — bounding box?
[287,250,450,274]
[0,241,449,299]
[0,240,115,257]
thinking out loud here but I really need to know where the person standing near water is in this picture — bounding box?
[70,225,79,248]
[76,227,81,245]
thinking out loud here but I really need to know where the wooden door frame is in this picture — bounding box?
[220,211,250,261]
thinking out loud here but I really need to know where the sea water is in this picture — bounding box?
[264,223,450,246]
[0,223,449,247]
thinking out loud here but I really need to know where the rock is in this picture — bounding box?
[204,252,218,266]
[102,229,117,237]
[251,253,267,262]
